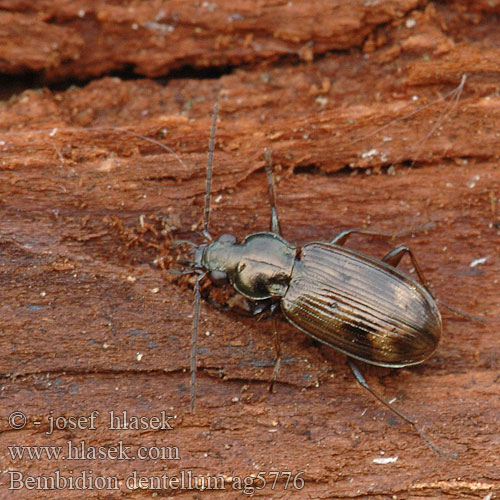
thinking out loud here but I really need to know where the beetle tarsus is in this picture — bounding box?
[437,298,486,323]
[269,358,281,393]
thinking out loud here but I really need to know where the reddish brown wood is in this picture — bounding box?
[0,1,499,499]
[0,0,424,80]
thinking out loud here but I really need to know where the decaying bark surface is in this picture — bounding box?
[0,1,499,498]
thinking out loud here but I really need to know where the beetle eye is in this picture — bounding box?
[218,233,236,244]
[209,270,228,285]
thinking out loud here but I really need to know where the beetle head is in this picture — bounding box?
[194,233,238,285]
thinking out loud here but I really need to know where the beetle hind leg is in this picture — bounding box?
[330,228,395,246]
[382,245,434,296]
[383,246,485,322]
[330,229,436,296]
[347,359,457,458]
[329,224,434,246]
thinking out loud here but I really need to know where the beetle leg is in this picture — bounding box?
[384,247,485,322]
[330,228,396,246]
[329,224,434,246]
[264,149,281,235]
[334,233,484,322]
[331,230,438,297]
[347,359,457,458]
[268,302,281,392]
[382,245,434,296]
[250,299,274,321]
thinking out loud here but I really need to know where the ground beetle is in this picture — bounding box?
[182,103,460,458]
[88,80,475,458]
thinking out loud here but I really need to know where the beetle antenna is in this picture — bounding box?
[202,102,218,242]
[190,272,205,411]
[189,102,219,410]
[347,360,457,459]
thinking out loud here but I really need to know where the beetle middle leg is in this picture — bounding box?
[269,306,282,393]
[243,299,282,390]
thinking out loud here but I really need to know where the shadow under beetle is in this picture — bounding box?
[186,102,456,458]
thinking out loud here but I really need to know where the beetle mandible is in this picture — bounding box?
[187,102,454,458]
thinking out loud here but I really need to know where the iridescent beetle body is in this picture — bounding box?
[187,103,457,457]
[195,232,441,368]
[282,242,441,367]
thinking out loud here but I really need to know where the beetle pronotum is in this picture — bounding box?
[183,100,465,458]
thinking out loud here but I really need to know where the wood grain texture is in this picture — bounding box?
[0,1,499,498]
